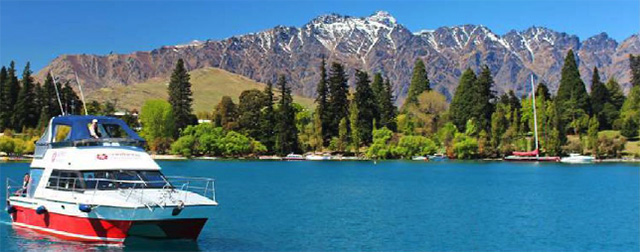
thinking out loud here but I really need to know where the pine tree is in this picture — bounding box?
[450,68,477,131]
[380,78,397,131]
[214,96,237,130]
[630,54,640,87]
[404,59,430,108]
[327,62,349,139]
[590,67,608,115]
[605,78,625,110]
[1,62,20,130]
[556,49,591,133]
[238,89,267,140]
[61,81,82,115]
[587,116,599,153]
[314,57,330,146]
[260,81,277,152]
[349,101,360,153]
[353,70,376,144]
[275,75,298,155]
[37,73,62,128]
[167,59,194,138]
[0,66,7,131]
[371,73,384,128]
[12,63,39,130]
[474,65,496,131]
[536,83,551,101]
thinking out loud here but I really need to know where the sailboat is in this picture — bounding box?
[504,75,560,162]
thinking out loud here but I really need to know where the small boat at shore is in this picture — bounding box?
[6,115,218,244]
[305,154,331,161]
[258,155,282,160]
[283,153,305,160]
[428,154,448,161]
[411,156,428,161]
[560,153,595,164]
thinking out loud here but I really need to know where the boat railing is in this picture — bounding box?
[39,175,216,205]
[6,178,22,199]
[35,138,146,158]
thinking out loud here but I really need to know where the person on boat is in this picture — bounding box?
[14,173,30,196]
[89,119,101,139]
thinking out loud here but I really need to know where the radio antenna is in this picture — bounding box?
[74,72,88,115]
[50,71,66,116]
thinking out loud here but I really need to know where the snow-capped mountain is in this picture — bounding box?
[38,11,640,102]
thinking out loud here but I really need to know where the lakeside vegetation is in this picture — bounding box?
[1,53,639,159]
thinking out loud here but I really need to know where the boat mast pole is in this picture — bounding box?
[531,74,539,158]
[74,72,89,115]
[50,71,66,116]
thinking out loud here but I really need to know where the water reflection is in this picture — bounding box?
[8,225,201,252]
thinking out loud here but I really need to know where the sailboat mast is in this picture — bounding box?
[531,74,539,157]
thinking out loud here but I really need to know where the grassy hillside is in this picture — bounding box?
[87,67,315,113]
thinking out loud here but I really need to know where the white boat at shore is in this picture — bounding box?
[411,156,428,161]
[561,153,595,164]
[428,154,448,161]
[305,154,331,161]
[283,153,305,160]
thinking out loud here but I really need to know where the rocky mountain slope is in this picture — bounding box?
[37,11,640,103]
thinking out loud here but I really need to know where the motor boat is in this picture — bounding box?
[305,154,331,161]
[5,115,218,244]
[560,153,595,164]
[427,154,448,161]
[411,156,428,161]
[283,153,304,160]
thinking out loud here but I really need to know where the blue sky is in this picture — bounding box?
[1,0,638,72]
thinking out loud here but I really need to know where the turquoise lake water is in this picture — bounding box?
[0,160,638,251]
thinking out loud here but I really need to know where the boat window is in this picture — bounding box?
[97,124,128,138]
[46,170,83,192]
[27,169,44,198]
[53,125,72,142]
[80,170,171,190]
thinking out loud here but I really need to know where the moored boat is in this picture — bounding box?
[411,156,428,161]
[5,116,218,244]
[427,154,448,161]
[305,154,331,161]
[560,153,595,164]
[283,153,304,160]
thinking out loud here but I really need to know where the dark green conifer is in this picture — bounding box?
[449,68,477,131]
[327,62,349,139]
[260,81,276,152]
[353,70,376,144]
[314,57,330,146]
[275,75,299,155]
[556,49,591,132]
[214,96,237,130]
[1,62,20,130]
[238,89,267,140]
[12,63,39,129]
[167,59,193,138]
[379,77,397,131]
[630,54,640,87]
[474,65,496,131]
[404,59,430,108]
[371,73,384,128]
[0,66,7,130]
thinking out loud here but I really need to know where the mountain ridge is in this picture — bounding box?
[36,11,640,103]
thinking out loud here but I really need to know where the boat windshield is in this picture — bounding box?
[82,170,171,190]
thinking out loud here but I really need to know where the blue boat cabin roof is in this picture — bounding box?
[42,115,144,143]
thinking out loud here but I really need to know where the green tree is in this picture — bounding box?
[450,68,477,131]
[394,135,437,158]
[366,127,394,159]
[315,57,331,146]
[237,89,267,140]
[167,59,194,138]
[379,78,397,131]
[327,62,349,139]
[140,100,175,153]
[404,59,430,108]
[260,81,276,152]
[371,73,384,127]
[590,67,607,115]
[630,54,640,87]
[60,81,83,116]
[12,63,39,130]
[556,50,591,133]
[275,75,298,155]
[349,101,360,153]
[452,132,478,159]
[1,62,20,130]
[473,65,496,131]
[0,67,6,131]
[587,116,599,153]
[353,70,376,144]
[36,74,63,129]
[620,85,640,138]
[214,96,238,130]
[490,104,509,156]
[605,78,625,110]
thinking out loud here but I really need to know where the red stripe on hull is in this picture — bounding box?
[9,205,208,243]
[10,205,132,242]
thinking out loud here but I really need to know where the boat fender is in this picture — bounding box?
[36,206,47,215]
[6,205,16,214]
[79,204,92,213]
[172,201,185,216]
